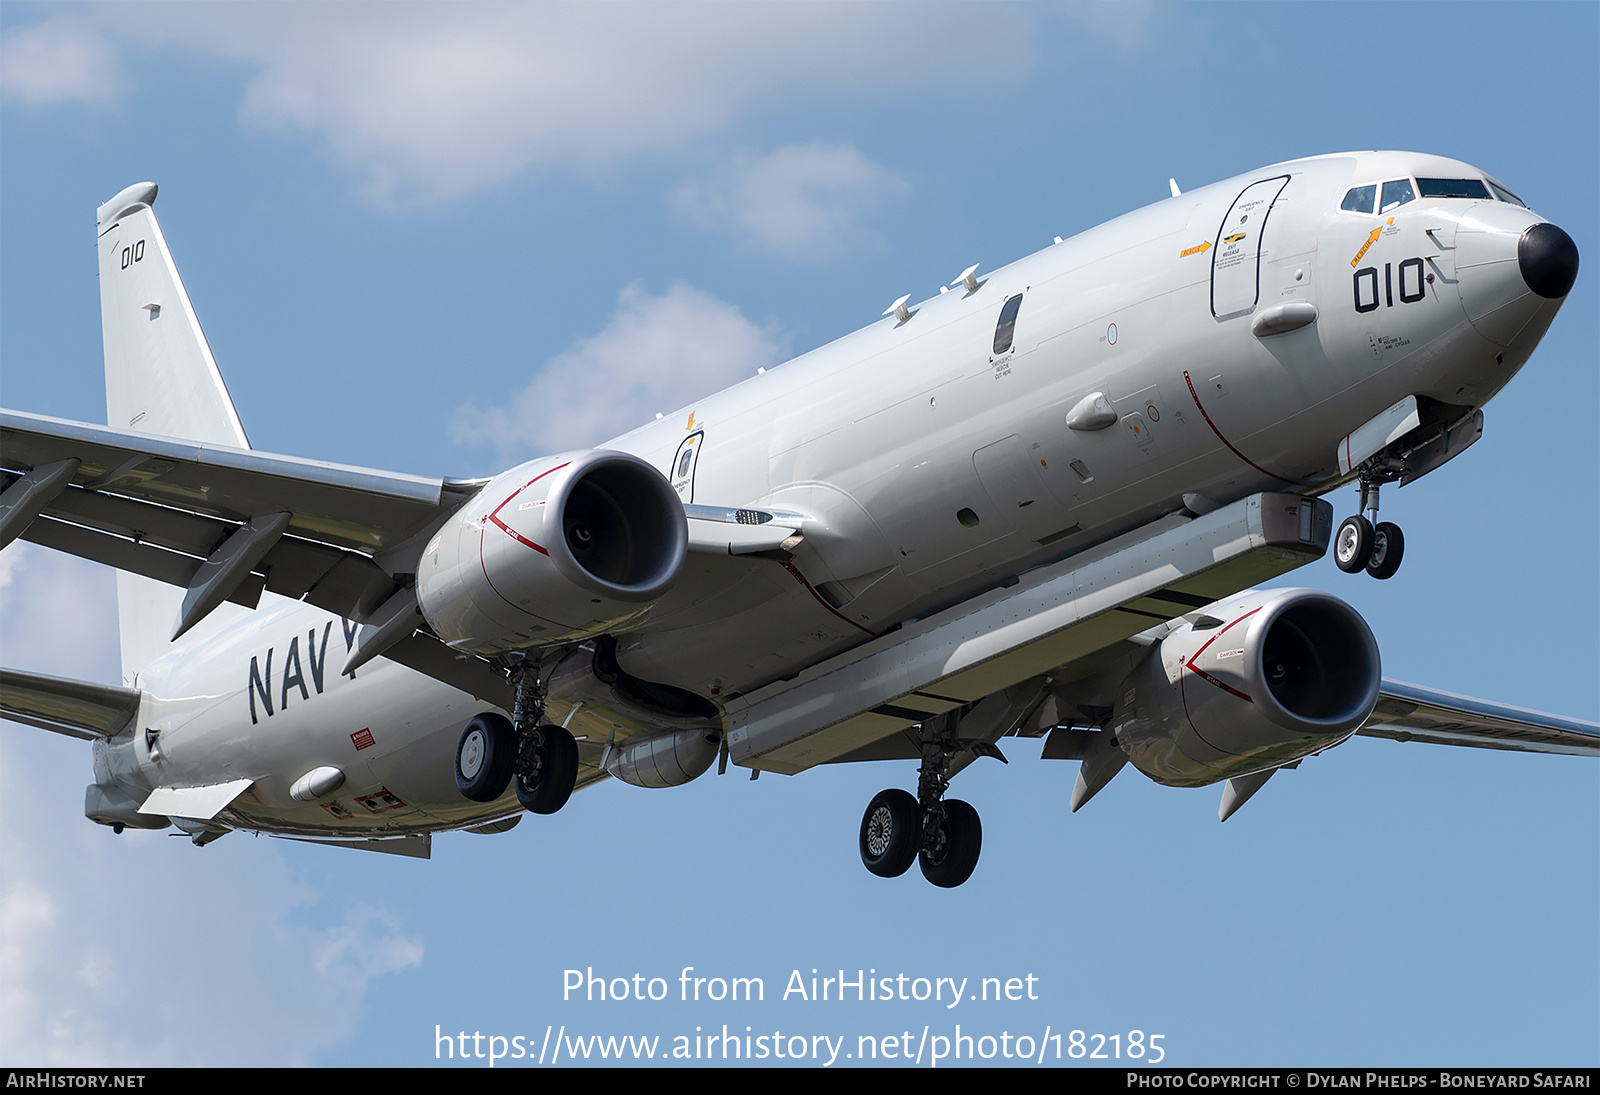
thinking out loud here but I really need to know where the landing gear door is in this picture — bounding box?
[669,431,704,502]
[1212,175,1290,319]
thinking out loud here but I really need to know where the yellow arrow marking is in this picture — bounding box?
[1351,226,1382,267]
[1180,240,1212,258]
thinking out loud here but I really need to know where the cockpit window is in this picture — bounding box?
[1379,179,1415,214]
[1416,178,1491,200]
[1340,185,1376,214]
[1487,180,1525,207]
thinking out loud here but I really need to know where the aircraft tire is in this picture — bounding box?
[1334,515,1374,573]
[456,713,516,802]
[1366,522,1405,580]
[920,799,982,888]
[515,724,580,815]
[859,789,920,878]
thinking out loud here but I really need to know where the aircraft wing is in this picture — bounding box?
[0,666,142,740]
[1357,680,1600,757]
[0,408,485,628]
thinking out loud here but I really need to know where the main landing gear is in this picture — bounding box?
[858,711,1000,888]
[1334,475,1405,580]
[454,656,578,814]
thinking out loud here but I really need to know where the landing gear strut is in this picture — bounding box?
[455,655,578,813]
[858,710,995,888]
[1336,472,1405,580]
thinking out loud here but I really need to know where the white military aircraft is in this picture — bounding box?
[2,151,1593,888]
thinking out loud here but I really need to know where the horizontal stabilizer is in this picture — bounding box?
[140,778,253,820]
[1,666,141,740]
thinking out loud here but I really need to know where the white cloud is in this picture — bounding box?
[0,545,423,1065]
[0,16,126,107]
[671,144,905,260]
[451,282,779,463]
[5,4,1030,205]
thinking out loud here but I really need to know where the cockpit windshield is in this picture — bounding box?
[1379,179,1415,214]
[1487,181,1525,207]
[1341,174,1520,213]
[1340,185,1375,214]
[1415,178,1492,200]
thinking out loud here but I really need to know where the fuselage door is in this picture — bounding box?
[1211,175,1291,319]
[669,431,704,502]
[973,434,1062,543]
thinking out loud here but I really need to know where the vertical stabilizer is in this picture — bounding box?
[96,183,253,681]
[98,183,249,447]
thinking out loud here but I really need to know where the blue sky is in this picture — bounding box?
[1,1,1595,1068]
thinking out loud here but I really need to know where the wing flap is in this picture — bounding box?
[2,409,462,555]
[34,473,234,556]
[1359,680,1600,757]
[2,409,488,631]
[23,515,266,608]
[0,666,143,740]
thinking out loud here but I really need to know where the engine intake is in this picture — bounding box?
[418,450,687,653]
[1112,588,1380,787]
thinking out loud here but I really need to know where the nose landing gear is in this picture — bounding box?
[1335,476,1405,580]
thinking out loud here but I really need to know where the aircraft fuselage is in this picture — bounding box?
[102,150,1569,839]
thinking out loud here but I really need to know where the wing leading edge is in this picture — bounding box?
[1359,680,1600,758]
[0,408,485,631]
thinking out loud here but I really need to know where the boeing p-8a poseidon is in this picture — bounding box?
[2,151,1594,887]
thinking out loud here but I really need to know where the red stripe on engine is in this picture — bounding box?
[1183,607,1260,703]
[485,461,570,556]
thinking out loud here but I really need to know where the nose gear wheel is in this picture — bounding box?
[1339,469,1407,579]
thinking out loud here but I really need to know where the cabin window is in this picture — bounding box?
[1416,178,1491,200]
[1340,185,1376,214]
[1379,179,1415,214]
[993,293,1024,355]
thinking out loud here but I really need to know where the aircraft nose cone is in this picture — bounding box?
[1518,223,1579,299]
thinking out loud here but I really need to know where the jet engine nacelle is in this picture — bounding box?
[1112,588,1381,787]
[417,450,687,654]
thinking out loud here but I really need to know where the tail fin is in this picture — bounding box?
[96,183,253,681]
[97,183,248,447]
